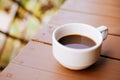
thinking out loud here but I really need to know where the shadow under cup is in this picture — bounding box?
[52,23,103,70]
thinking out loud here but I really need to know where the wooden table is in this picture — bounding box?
[0,0,120,80]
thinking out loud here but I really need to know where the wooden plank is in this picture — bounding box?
[102,35,120,59]
[1,0,120,80]
[48,10,120,34]
[2,41,119,80]
[61,0,120,18]
[32,9,120,43]
[32,24,56,44]
[33,26,120,59]
[49,10,120,26]
[0,63,74,80]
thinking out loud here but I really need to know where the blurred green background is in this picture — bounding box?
[0,0,64,72]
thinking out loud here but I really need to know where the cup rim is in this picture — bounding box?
[52,23,103,51]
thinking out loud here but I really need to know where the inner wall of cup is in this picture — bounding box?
[55,23,103,45]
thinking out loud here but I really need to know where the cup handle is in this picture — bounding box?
[97,26,108,40]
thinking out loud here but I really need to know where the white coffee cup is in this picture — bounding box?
[52,23,108,70]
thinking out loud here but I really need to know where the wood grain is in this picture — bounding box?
[1,0,120,80]
[1,41,120,80]
[61,0,120,18]
[33,9,120,43]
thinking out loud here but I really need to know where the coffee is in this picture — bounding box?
[58,34,96,49]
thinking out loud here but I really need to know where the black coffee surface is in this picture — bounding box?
[58,34,96,49]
